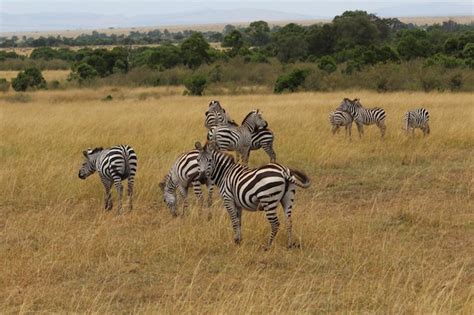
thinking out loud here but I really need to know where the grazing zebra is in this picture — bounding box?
[204,100,237,130]
[329,110,353,138]
[404,108,430,137]
[251,127,276,162]
[78,145,137,213]
[337,98,387,138]
[159,149,213,217]
[194,141,310,249]
[207,109,268,165]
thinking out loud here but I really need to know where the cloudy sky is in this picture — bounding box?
[0,0,471,32]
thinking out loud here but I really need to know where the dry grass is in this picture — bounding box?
[1,88,473,313]
[0,70,70,82]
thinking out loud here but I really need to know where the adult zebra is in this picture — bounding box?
[159,149,213,217]
[204,100,237,130]
[404,108,430,137]
[207,109,268,165]
[78,144,137,213]
[337,98,386,138]
[194,141,310,249]
[329,110,353,138]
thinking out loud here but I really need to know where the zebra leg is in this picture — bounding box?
[101,177,113,211]
[223,198,242,244]
[113,179,124,214]
[177,185,189,216]
[281,186,298,249]
[263,143,276,162]
[378,122,386,139]
[331,125,338,135]
[206,182,214,221]
[261,200,280,250]
[241,146,251,165]
[127,176,134,211]
[192,180,204,208]
[356,123,364,138]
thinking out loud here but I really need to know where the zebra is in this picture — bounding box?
[329,110,353,138]
[404,108,430,137]
[204,100,237,130]
[337,98,386,138]
[207,109,268,165]
[194,141,310,249]
[159,149,214,217]
[78,145,137,213]
[251,127,276,162]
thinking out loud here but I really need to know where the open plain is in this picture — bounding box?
[1,88,473,313]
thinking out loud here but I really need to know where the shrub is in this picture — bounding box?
[73,63,99,82]
[449,74,462,91]
[274,68,310,93]
[48,80,61,90]
[0,78,10,92]
[318,56,337,73]
[184,74,207,95]
[11,68,46,91]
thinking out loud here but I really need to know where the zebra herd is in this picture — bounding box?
[329,98,430,139]
[78,98,430,249]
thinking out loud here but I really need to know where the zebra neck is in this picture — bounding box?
[210,152,238,188]
[241,120,256,132]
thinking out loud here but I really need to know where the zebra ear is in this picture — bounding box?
[82,150,88,157]
[195,141,203,151]
[158,181,165,192]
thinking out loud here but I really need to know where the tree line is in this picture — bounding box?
[1,11,473,93]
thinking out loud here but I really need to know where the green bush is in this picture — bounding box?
[11,68,46,91]
[274,68,310,93]
[73,63,99,82]
[184,74,207,96]
[0,78,10,92]
[318,56,337,73]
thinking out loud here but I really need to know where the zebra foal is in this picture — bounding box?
[159,149,213,217]
[195,141,310,250]
[404,108,430,137]
[78,144,137,213]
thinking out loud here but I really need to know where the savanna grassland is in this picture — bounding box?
[1,88,473,313]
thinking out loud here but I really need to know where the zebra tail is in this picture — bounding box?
[289,168,311,188]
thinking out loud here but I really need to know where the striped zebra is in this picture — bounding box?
[337,98,387,138]
[404,108,430,137]
[207,109,268,165]
[159,149,213,217]
[329,110,353,138]
[194,141,310,249]
[78,144,138,213]
[251,127,276,162]
[204,100,237,130]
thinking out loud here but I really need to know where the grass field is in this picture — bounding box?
[1,88,473,313]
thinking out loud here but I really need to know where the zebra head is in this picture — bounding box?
[208,100,222,112]
[337,98,359,115]
[195,141,218,180]
[241,109,268,132]
[78,147,103,179]
[159,175,177,216]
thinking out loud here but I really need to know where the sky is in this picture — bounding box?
[2,0,472,16]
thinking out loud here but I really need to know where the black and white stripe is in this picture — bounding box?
[204,100,237,130]
[404,108,430,137]
[251,128,276,162]
[195,141,310,249]
[329,110,353,138]
[78,144,138,213]
[337,98,387,138]
[159,149,214,217]
[207,109,269,165]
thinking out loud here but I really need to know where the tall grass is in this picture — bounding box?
[0,89,473,313]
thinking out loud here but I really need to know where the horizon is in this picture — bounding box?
[0,0,472,33]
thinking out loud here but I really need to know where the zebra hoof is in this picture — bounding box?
[234,238,241,245]
[288,242,300,249]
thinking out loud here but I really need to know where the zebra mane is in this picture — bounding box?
[241,110,257,125]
